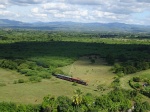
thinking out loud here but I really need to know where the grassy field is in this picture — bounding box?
[120,69,150,103]
[60,56,115,87]
[0,57,115,104]
[120,69,150,90]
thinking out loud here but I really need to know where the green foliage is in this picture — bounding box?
[72,82,77,86]
[129,76,150,98]
[0,102,17,112]
[0,89,149,112]
[0,102,41,112]
[18,79,25,83]
[42,95,57,112]
[105,54,115,65]
[90,59,95,64]
[134,102,150,112]
[29,76,42,82]
[57,96,73,112]
[0,30,150,111]
[0,59,17,70]
[38,71,51,79]
[52,69,64,75]
[133,76,141,82]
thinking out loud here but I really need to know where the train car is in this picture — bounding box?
[53,74,88,86]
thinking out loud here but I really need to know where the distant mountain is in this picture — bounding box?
[0,19,150,33]
[0,19,30,26]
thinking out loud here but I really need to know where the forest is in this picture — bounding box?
[0,29,150,112]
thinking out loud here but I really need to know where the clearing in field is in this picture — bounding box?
[60,55,115,87]
[0,56,115,104]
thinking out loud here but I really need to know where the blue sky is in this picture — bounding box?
[0,0,150,25]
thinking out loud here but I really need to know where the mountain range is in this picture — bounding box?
[0,19,150,33]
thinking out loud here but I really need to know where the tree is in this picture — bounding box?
[72,89,83,106]
[57,96,73,112]
[105,54,115,65]
[42,95,57,112]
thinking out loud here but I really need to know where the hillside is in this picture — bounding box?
[0,19,150,33]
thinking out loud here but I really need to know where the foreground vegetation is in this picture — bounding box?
[1,89,150,112]
[0,29,150,111]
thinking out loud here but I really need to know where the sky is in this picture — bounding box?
[0,0,150,25]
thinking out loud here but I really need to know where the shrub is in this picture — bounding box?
[52,69,64,75]
[133,83,141,89]
[38,72,51,79]
[133,77,141,82]
[0,59,17,70]
[19,69,30,74]
[26,70,37,76]
[72,82,77,86]
[18,79,25,83]
[29,76,42,82]
[91,59,95,64]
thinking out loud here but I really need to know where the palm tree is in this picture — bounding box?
[72,89,83,106]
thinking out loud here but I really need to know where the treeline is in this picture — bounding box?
[1,89,150,112]
[112,61,150,74]
[0,59,54,82]
[0,29,150,42]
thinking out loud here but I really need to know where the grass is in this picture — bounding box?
[120,69,150,90]
[120,69,150,103]
[0,57,115,104]
[60,56,115,90]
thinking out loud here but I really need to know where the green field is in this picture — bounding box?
[0,56,115,104]
[0,30,150,112]
[120,69,150,90]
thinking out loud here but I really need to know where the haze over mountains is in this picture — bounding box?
[0,19,150,33]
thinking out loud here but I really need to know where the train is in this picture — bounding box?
[52,74,88,86]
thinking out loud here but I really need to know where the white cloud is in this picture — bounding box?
[31,7,39,13]
[0,0,150,25]
[9,0,47,5]
[42,3,73,11]
[0,5,6,9]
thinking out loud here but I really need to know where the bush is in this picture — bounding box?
[18,79,25,83]
[91,59,95,64]
[0,59,17,70]
[26,70,37,76]
[72,82,77,86]
[19,69,30,74]
[0,102,17,112]
[29,76,42,82]
[38,72,51,79]
[133,77,141,82]
[52,69,64,75]
[133,83,141,89]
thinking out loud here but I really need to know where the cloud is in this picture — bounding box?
[9,0,47,5]
[0,0,150,25]
[30,7,48,20]
[0,10,19,19]
[137,0,150,3]
[42,3,72,11]
[0,5,6,9]
[31,7,39,13]
[65,0,102,5]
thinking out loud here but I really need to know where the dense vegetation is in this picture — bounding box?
[0,29,150,111]
[1,89,150,112]
[129,76,150,98]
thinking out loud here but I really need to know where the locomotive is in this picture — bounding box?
[53,74,88,86]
